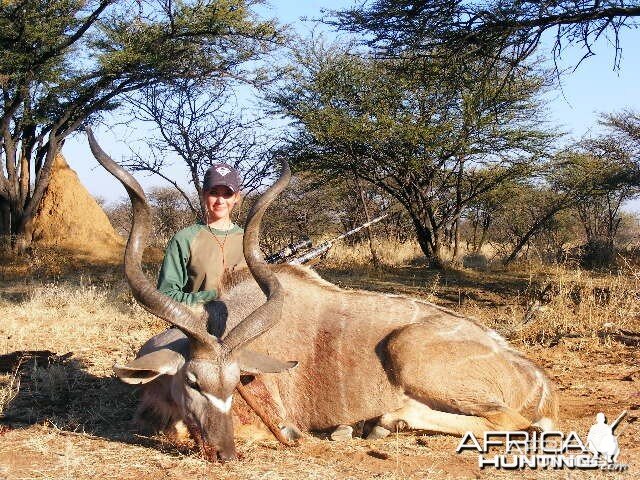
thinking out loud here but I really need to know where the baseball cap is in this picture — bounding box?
[203,163,241,192]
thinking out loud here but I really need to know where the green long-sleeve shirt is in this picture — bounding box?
[157,223,245,305]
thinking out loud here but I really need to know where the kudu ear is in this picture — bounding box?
[114,349,185,385]
[236,350,298,374]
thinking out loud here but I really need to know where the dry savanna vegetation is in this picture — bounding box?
[2,0,640,478]
[1,241,639,480]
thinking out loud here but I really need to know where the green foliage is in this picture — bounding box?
[473,143,640,268]
[553,147,640,263]
[328,0,640,69]
[1,0,279,130]
[0,0,281,245]
[271,40,555,267]
[246,172,352,251]
[239,172,400,252]
[552,150,637,198]
[487,181,573,259]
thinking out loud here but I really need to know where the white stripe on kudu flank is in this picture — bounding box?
[204,393,233,413]
[438,323,463,337]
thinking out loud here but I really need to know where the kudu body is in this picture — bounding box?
[192,266,558,436]
[88,129,558,461]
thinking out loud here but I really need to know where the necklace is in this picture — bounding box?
[208,222,232,272]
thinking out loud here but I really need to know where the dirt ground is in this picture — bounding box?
[0,261,638,479]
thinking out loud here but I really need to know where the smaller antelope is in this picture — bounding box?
[88,128,558,462]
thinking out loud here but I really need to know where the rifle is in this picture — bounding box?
[265,213,388,265]
[610,410,627,433]
[265,237,313,264]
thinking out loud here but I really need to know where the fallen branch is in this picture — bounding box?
[598,329,640,347]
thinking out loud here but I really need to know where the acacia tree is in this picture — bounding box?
[597,109,640,171]
[464,174,521,254]
[0,0,280,250]
[602,110,640,138]
[485,182,581,263]
[559,117,640,264]
[497,177,577,264]
[498,144,639,266]
[561,152,638,249]
[271,42,554,268]
[329,1,640,68]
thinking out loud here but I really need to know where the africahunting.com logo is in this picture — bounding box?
[456,411,628,471]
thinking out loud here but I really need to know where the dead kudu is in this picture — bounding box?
[87,129,558,462]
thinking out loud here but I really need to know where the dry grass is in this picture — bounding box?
[324,239,424,270]
[1,248,639,479]
[322,239,640,346]
[0,364,20,417]
[457,265,640,345]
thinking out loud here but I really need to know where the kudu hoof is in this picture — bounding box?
[330,425,353,441]
[366,426,391,440]
[280,424,304,443]
[199,444,218,463]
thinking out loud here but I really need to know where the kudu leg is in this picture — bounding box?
[368,398,532,439]
[236,383,296,446]
[330,424,354,441]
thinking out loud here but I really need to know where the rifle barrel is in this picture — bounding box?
[285,212,390,265]
[265,237,312,264]
[611,410,627,432]
[332,213,388,242]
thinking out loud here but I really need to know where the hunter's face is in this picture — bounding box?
[205,186,239,223]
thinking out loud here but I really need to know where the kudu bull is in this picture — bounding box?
[87,129,558,462]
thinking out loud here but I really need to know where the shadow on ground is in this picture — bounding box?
[0,349,188,456]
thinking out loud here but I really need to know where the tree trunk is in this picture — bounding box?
[407,210,435,259]
[503,206,564,266]
[0,196,10,236]
[476,214,491,253]
[404,203,451,269]
[354,174,380,268]
[471,216,479,252]
[427,220,448,269]
[431,241,449,269]
[452,217,461,263]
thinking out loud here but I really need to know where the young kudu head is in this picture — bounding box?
[86,128,293,461]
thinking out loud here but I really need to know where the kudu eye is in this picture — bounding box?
[185,372,200,391]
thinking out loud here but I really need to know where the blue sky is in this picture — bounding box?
[63,1,640,211]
